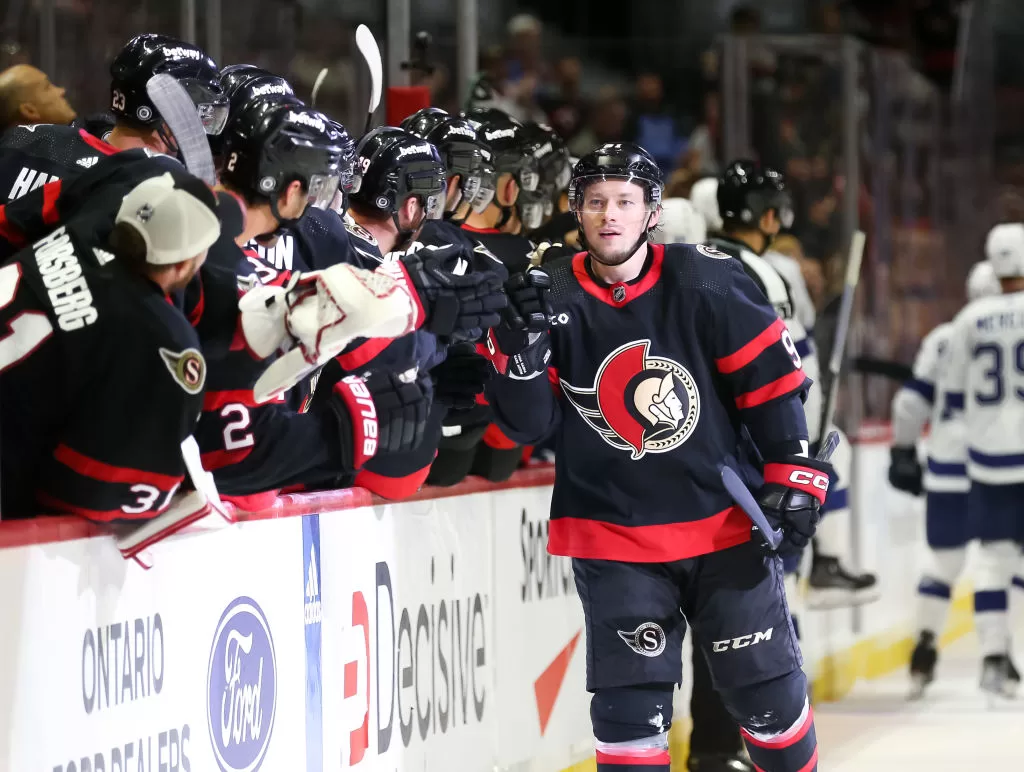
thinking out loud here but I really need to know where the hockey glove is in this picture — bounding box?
[758,456,835,551]
[386,244,507,340]
[432,342,491,411]
[317,370,432,470]
[888,446,923,496]
[482,268,554,379]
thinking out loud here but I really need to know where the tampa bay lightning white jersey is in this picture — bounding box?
[762,250,821,440]
[892,322,968,492]
[944,290,1024,485]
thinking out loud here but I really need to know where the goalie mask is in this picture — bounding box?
[349,127,447,247]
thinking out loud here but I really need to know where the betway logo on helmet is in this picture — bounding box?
[162,46,203,61]
[251,82,289,97]
[533,142,553,159]
[484,127,516,141]
[287,110,326,132]
[396,143,432,159]
[445,125,477,140]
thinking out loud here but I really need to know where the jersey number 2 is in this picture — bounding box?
[222,404,255,451]
[0,264,53,374]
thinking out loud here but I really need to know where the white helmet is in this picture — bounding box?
[689,176,723,233]
[966,260,1001,301]
[653,197,707,244]
[985,223,1024,278]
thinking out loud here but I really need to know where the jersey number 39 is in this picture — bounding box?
[972,342,1024,404]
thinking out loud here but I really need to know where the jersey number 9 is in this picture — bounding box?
[781,329,802,369]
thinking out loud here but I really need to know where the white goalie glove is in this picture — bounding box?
[241,263,418,403]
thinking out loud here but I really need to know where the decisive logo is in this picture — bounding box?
[561,340,700,460]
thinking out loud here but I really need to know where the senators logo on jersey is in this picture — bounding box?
[159,347,206,395]
[560,339,700,460]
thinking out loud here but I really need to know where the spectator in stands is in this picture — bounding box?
[538,56,587,144]
[567,86,626,157]
[0,64,75,131]
[626,71,686,174]
[503,14,549,124]
[688,90,722,176]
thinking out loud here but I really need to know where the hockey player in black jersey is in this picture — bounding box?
[0,172,224,558]
[0,34,226,204]
[483,144,833,772]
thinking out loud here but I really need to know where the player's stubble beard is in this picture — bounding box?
[587,220,650,267]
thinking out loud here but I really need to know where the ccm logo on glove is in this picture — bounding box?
[788,470,829,490]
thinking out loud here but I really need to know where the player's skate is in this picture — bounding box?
[806,554,881,609]
[687,752,754,772]
[908,630,938,700]
[980,653,1021,699]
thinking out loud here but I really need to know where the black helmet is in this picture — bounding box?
[717,159,794,229]
[401,107,491,217]
[212,72,299,157]
[521,121,571,220]
[462,108,539,194]
[349,127,446,221]
[220,101,349,220]
[568,142,664,212]
[109,34,228,134]
[219,64,275,98]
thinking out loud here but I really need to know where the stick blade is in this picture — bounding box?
[145,73,216,186]
[356,24,383,112]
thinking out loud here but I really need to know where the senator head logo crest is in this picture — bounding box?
[560,340,700,460]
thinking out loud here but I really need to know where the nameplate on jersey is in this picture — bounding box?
[32,226,98,331]
[560,339,701,461]
[8,167,59,202]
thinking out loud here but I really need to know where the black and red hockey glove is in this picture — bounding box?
[757,456,835,551]
[393,244,507,341]
[431,342,491,411]
[483,268,553,379]
[316,370,432,470]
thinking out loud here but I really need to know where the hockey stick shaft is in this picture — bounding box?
[356,24,383,135]
[818,229,865,444]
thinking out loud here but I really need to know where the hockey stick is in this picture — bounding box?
[355,23,383,135]
[311,68,329,107]
[720,430,840,551]
[146,73,217,186]
[817,229,865,445]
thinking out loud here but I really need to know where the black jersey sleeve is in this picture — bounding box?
[708,259,810,454]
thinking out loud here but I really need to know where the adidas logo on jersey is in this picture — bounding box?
[396,143,432,159]
[76,156,99,168]
[93,248,115,266]
[304,545,322,625]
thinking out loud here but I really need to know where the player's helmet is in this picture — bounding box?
[568,142,664,213]
[109,34,228,134]
[689,176,723,233]
[967,260,1001,300]
[985,223,1024,278]
[401,107,491,216]
[520,122,571,227]
[462,108,540,194]
[212,72,299,157]
[220,100,349,218]
[717,160,794,229]
[219,64,275,98]
[349,127,446,220]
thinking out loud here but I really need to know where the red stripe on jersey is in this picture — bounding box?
[36,492,136,522]
[741,705,814,749]
[734,369,807,409]
[571,243,664,307]
[482,422,518,450]
[187,277,205,327]
[78,129,118,155]
[336,336,393,371]
[41,180,62,226]
[355,463,431,501]
[548,505,751,562]
[54,444,184,490]
[716,317,786,374]
[200,446,254,471]
[202,389,284,412]
[460,224,501,234]
[0,206,26,248]
[595,749,671,766]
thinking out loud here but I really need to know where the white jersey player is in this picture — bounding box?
[889,260,1001,697]
[942,223,1024,697]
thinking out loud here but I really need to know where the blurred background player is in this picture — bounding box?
[0,63,76,132]
[890,259,1002,698]
[942,223,1024,699]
